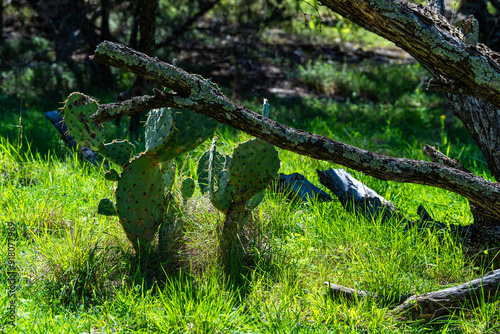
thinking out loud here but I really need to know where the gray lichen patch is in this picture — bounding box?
[470,56,500,90]
[173,96,195,106]
[283,128,307,146]
[96,42,140,67]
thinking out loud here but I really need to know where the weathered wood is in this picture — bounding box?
[319,0,500,108]
[392,269,500,320]
[326,269,500,320]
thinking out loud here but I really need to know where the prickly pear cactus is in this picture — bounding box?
[145,108,174,152]
[98,197,117,216]
[116,153,165,251]
[197,149,226,194]
[161,159,176,190]
[100,140,135,166]
[63,92,219,253]
[181,177,196,200]
[63,92,104,150]
[229,139,280,203]
[198,136,280,274]
[155,108,218,162]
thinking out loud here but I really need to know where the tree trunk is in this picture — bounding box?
[128,0,159,141]
[0,0,4,43]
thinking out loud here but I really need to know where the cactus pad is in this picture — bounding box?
[100,139,135,166]
[197,149,225,194]
[97,198,117,216]
[161,159,176,190]
[246,189,266,211]
[145,108,174,153]
[116,153,165,251]
[229,139,280,202]
[181,177,196,200]
[63,92,104,150]
[210,170,233,213]
[155,108,218,161]
[104,169,121,181]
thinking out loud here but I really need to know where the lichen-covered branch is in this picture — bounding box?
[90,41,500,220]
[392,269,500,320]
[92,90,172,123]
[326,269,500,321]
[319,0,500,108]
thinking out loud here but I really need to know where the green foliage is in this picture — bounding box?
[1,118,499,332]
[295,58,428,104]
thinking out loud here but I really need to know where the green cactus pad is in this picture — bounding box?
[104,169,120,181]
[246,189,266,211]
[116,153,165,251]
[197,149,225,194]
[161,159,176,190]
[229,139,280,202]
[145,108,174,153]
[155,108,218,162]
[181,177,196,200]
[206,137,232,212]
[97,197,117,216]
[210,170,232,213]
[99,139,135,166]
[63,92,104,150]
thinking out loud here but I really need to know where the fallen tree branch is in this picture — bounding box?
[326,268,500,321]
[89,41,500,220]
[392,269,500,320]
[272,173,332,203]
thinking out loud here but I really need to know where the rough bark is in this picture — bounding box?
[89,41,500,223]
[326,268,500,321]
[318,0,500,108]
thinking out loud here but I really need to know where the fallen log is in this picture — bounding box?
[326,269,500,321]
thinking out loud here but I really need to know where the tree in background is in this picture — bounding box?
[457,0,500,51]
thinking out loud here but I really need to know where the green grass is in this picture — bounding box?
[1,58,500,332]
